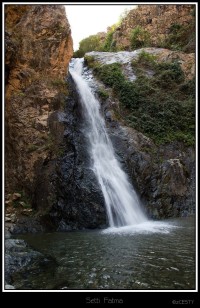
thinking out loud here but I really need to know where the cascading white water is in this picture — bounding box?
[69,58,147,227]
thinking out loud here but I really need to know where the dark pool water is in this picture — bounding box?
[14,217,196,290]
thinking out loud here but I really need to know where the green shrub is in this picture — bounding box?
[101,28,119,52]
[102,30,114,51]
[166,23,189,51]
[91,58,195,146]
[130,26,151,50]
[74,34,102,57]
[117,81,139,108]
[155,61,184,83]
[94,63,124,87]
[131,50,157,75]
[95,63,139,108]
[137,50,157,66]
[73,49,84,58]
[97,88,109,100]
[159,13,195,53]
[84,55,99,69]
[179,77,195,97]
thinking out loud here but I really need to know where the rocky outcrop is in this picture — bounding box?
[154,49,195,80]
[5,5,73,98]
[112,4,195,52]
[5,5,73,214]
[108,125,195,219]
[5,238,56,287]
[86,48,195,81]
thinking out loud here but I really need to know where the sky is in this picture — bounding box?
[65,5,137,51]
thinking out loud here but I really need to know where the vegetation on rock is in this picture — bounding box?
[73,24,121,57]
[130,26,151,50]
[75,5,195,55]
[157,9,196,52]
[85,53,195,146]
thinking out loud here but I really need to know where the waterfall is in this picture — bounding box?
[69,58,147,227]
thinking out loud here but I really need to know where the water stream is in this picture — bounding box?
[69,58,146,227]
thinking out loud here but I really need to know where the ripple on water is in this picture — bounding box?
[15,217,195,290]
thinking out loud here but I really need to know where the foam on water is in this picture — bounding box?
[101,221,180,235]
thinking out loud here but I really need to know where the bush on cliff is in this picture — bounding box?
[130,26,151,50]
[87,55,195,146]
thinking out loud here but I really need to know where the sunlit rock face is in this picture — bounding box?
[112,5,195,52]
[5,5,73,220]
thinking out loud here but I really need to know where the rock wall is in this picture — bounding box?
[108,125,195,219]
[5,5,73,201]
[6,75,107,233]
[47,76,106,230]
[112,4,195,51]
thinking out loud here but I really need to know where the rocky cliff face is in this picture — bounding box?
[8,75,107,233]
[108,125,195,219]
[5,5,73,216]
[113,4,195,52]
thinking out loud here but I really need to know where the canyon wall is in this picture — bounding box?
[113,4,195,52]
[5,5,73,213]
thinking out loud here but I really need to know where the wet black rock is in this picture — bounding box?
[10,217,44,234]
[27,74,107,232]
[49,75,107,230]
[5,238,55,286]
[106,123,195,219]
